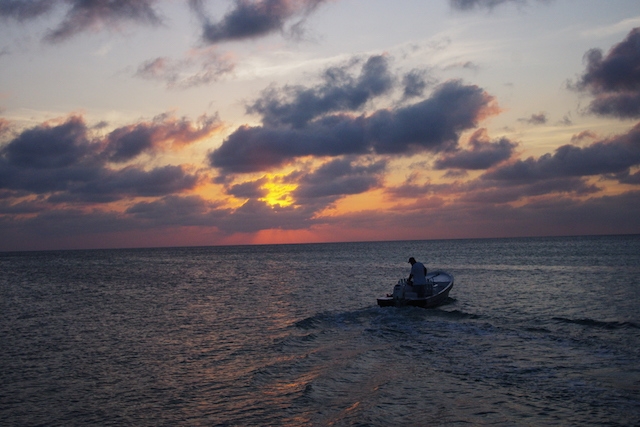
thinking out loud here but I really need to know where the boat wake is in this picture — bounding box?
[553,317,640,330]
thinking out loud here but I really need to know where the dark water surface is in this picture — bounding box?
[1,235,639,426]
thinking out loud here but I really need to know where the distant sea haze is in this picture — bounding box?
[1,235,639,426]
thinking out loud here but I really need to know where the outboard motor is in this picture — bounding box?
[392,279,405,300]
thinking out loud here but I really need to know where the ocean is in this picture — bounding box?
[1,235,639,426]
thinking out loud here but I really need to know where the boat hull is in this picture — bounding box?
[377,271,453,309]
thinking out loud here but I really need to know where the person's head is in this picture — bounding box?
[408,257,416,265]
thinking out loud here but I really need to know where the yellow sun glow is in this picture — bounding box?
[260,179,298,207]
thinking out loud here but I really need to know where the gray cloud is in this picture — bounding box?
[227,177,268,199]
[570,130,597,144]
[0,0,56,21]
[518,112,547,125]
[0,114,218,202]
[1,116,93,170]
[104,113,221,163]
[215,198,315,234]
[190,0,328,45]
[210,79,497,174]
[126,194,223,226]
[483,122,640,183]
[50,165,199,203]
[0,0,162,42]
[293,156,387,200]
[402,68,433,100]
[434,128,517,170]
[46,0,162,43]
[247,55,395,128]
[135,51,235,89]
[460,177,599,204]
[449,0,551,10]
[617,170,640,185]
[573,27,640,119]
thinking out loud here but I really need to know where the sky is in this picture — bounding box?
[1,0,639,251]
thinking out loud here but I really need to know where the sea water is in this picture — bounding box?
[1,235,639,426]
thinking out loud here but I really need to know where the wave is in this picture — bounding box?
[552,317,640,330]
[294,305,482,333]
[429,308,482,321]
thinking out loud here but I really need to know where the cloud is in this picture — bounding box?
[483,122,640,183]
[570,130,597,144]
[1,116,94,170]
[0,114,219,202]
[449,0,532,11]
[209,79,498,174]
[227,177,268,199]
[0,118,11,136]
[573,27,640,119]
[190,0,329,45]
[214,198,315,233]
[46,165,199,203]
[0,0,56,21]
[401,68,434,100]
[293,156,387,200]
[136,49,236,89]
[518,112,547,125]
[247,55,395,128]
[460,177,599,204]
[104,113,222,163]
[388,166,597,205]
[46,0,162,43]
[125,194,223,226]
[434,128,517,170]
[0,0,163,42]
[616,170,640,185]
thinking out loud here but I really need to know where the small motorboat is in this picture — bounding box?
[377,270,454,308]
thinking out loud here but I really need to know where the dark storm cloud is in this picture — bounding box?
[293,157,386,200]
[434,128,517,170]
[247,55,395,128]
[190,0,328,45]
[483,122,640,183]
[209,79,497,174]
[574,28,640,119]
[0,114,216,201]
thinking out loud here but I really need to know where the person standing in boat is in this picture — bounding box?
[407,257,428,297]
